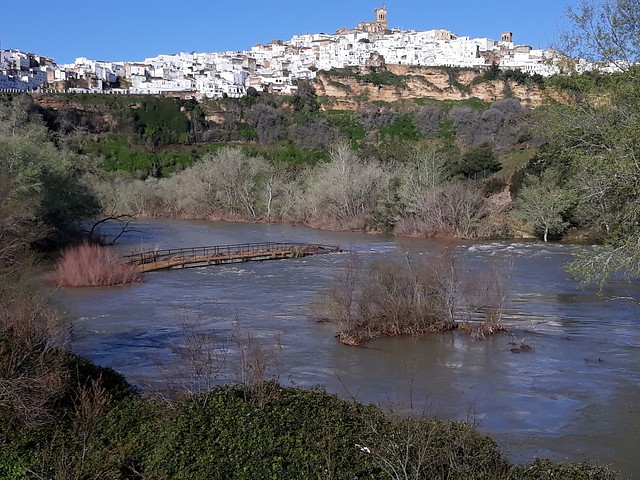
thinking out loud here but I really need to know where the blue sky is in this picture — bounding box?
[5,1,575,64]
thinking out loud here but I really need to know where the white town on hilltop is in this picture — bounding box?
[0,5,612,97]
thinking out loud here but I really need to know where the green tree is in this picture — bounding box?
[561,0,640,73]
[0,94,99,250]
[452,143,501,180]
[291,80,319,113]
[544,0,640,282]
[512,170,575,242]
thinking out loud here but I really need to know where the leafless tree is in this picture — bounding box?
[0,294,69,429]
[305,141,389,229]
[413,105,445,136]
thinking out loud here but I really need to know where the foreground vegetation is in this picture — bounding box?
[52,243,141,287]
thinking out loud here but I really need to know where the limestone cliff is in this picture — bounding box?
[314,65,563,110]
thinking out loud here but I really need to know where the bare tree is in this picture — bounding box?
[0,294,69,429]
[396,147,447,217]
[305,141,388,229]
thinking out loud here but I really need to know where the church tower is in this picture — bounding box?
[375,4,388,31]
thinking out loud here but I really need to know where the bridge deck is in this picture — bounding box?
[122,242,341,273]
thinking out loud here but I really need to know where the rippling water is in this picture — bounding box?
[53,219,640,477]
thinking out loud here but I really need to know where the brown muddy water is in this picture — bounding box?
[53,219,640,477]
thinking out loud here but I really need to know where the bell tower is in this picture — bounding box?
[375,4,388,31]
[500,32,513,43]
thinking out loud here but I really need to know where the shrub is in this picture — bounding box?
[315,253,460,345]
[483,176,507,197]
[394,182,491,238]
[316,249,511,345]
[0,294,69,430]
[53,244,141,287]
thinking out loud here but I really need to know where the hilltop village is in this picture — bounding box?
[0,5,599,97]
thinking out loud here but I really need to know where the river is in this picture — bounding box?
[53,219,640,477]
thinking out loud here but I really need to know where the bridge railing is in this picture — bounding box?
[121,242,341,266]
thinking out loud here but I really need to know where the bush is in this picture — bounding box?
[0,294,69,430]
[452,143,501,180]
[394,182,491,238]
[315,253,461,345]
[53,244,141,287]
[413,104,446,136]
[514,458,617,480]
[483,176,507,196]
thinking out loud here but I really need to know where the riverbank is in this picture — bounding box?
[109,208,533,242]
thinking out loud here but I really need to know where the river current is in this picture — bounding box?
[53,219,640,477]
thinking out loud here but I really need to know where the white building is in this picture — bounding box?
[37,7,592,97]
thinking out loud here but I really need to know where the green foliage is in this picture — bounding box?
[3,381,619,479]
[324,67,407,89]
[534,70,639,278]
[145,384,382,479]
[514,459,617,480]
[441,67,471,93]
[0,94,99,244]
[242,142,327,165]
[327,79,353,92]
[471,65,545,88]
[291,80,320,113]
[324,110,366,141]
[90,135,206,177]
[439,117,456,143]
[561,0,640,70]
[414,97,490,109]
[378,114,421,141]
[512,169,576,241]
[503,69,545,87]
[451,143,501,180]
[473,63,501,83]
[132,96,191,146]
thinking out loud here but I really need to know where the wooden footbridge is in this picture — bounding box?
[122,242,342,273]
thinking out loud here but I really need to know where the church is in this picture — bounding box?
[356,4,388,34]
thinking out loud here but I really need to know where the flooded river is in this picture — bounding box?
[53,219,640,477]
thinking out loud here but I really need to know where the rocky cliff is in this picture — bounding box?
[314,65,561,110]
[32,94,128,133]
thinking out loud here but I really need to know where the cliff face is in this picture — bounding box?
[32,94,126,133]
[314,65,555,110]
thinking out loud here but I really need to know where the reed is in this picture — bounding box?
[54,244,141,287]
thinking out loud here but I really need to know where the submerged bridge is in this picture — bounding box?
[122,242,342,273]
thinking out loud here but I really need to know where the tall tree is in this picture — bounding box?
[561,0,640,74]
[548,0,640,283]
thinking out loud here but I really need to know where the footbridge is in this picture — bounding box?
[122,242,342,273]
